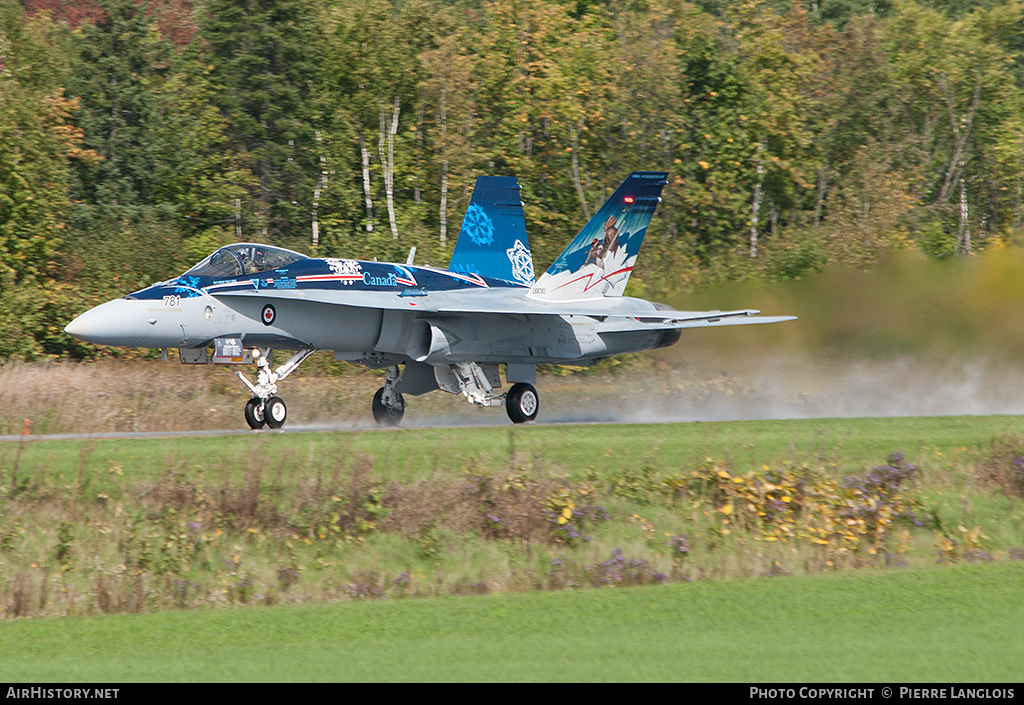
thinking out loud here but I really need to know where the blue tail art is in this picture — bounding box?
[531,171,668,301]
[448,176,535,287]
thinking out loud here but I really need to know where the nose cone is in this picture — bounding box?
[63,313,91,340]
[65,299,132,345]
[64,298,170,347]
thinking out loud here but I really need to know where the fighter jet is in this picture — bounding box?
[65,171,794,428]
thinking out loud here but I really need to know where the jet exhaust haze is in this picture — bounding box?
[565,246,1024,425]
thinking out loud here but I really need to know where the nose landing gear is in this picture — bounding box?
[237,348,313,429]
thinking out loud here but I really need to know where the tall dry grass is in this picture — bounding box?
[0,357,393,435]
[0,356,764,434]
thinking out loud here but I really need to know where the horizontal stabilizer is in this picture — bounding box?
[628,314,798,330]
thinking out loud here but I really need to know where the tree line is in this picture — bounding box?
[1,0,1023,357]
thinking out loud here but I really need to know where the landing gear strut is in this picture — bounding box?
[237,348,314,429]
[372,365,405,426]
[434,362,539,424]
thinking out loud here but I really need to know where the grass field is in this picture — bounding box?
[8,413,1024,482]
[2,562,1021,682]
[2,415,1024,681]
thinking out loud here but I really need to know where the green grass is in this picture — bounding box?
[2,416,1023,682]
[7,414,1024,484]
[3,562,1021,682]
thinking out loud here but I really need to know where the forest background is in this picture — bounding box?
[1,0,1022,360]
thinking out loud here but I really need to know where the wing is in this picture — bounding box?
[210,288,794,328]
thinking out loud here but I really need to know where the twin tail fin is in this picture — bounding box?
[530,171,668,301]
[448,176,535,287]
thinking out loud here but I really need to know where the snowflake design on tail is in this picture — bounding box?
[462,204,495,247]
[506,239,534,285]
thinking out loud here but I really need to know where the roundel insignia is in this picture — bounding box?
[261,304,276,326]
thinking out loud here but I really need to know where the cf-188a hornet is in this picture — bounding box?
[65,171,795,428]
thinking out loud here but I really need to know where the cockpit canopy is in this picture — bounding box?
[184,243,308,278]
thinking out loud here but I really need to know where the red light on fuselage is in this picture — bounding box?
[624,196,634,204]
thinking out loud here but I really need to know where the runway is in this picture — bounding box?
[0,415,628,442]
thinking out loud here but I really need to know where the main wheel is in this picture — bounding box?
[372,387,405,426]
[244,398,266,429]
[265,396,287,429]
[506,382,539,424]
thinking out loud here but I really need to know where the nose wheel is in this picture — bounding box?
[243,395,287,429]
[264,396,287,428]
[244,398,266,429]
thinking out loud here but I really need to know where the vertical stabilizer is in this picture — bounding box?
[530,171,668,301]
[449,176,535,287]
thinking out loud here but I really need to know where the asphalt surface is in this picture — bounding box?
[0,416,612,442]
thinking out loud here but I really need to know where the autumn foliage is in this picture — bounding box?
[3,0,1024,356]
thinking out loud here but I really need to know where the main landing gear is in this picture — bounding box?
[505,382,539,424]
[372,365,406,427]
[237,348,315,429]
[371,362,539,427]
[435,362,539,425]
